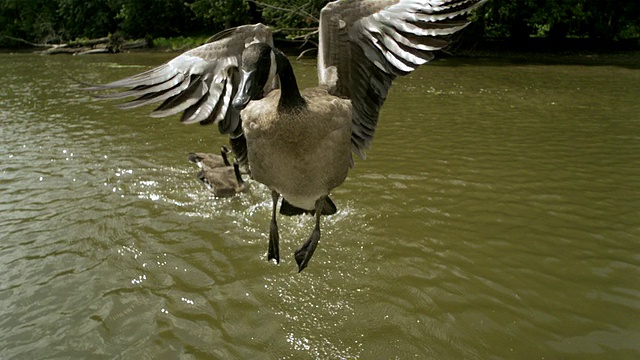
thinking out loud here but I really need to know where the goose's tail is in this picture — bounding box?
[280,196,337,216]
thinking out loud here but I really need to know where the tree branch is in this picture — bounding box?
[1,35,57,48]
[296,47,317,60]
[249,0,319,23]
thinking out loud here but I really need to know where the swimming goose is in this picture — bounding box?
[188,145,232,170]
[188,145,247,197]
[196,160,247,198]
[84,0,486,271]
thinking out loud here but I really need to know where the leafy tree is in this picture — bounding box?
[189,0,252,30]
[110,0,196,38]
[0,0,60,44]
[581,0,640,39]
[56,0,119,39]
[1,0,639,48]
[259,0,326,28]
[475,0,640,40]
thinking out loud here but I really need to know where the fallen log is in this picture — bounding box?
[5,35,149,54]
[68,37,110,47]
[121,39,147,50]
[76,48,111,55]
[40,46,79,55]
[39,38,147,54]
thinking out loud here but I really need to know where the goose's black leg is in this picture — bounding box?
[268,190,280,263]
[294,196,325,272]
[220,145,231,167]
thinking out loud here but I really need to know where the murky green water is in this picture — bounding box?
[1,51,639,359]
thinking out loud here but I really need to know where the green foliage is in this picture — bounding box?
[189,0,252,30]
[0,0,60,45]
[476,0,640,40]
[56,0,119,39]
[152,35,211,51]
[1,0,638,48]
[111,0,196,38]
[0,0,203,46]
[258,0,327,29]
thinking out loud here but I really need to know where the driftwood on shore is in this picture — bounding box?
[2,35,147,55]
[40,38,147,55]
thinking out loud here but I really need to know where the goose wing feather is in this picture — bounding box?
[318,0,487,158]
[84,23,275,134]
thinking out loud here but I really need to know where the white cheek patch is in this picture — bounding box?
[269,50,277,75]
[264,49,278,92]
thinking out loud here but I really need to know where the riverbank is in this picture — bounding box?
[454,37,640,62]
[2,35,639,67]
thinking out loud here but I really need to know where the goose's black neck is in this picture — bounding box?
[273,48,306,111]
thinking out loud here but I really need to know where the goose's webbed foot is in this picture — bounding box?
[294,196,325,272]
[294,225,320,272]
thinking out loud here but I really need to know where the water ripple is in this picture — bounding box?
[1,53,639,359]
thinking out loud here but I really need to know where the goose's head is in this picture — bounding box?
[232,42,277,110]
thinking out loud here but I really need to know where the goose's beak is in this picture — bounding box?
[232,69,258,110]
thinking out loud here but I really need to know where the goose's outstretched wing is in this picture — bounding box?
[84,24,275,135]
[318,0,487,158]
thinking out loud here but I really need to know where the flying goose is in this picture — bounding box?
[84,0,487,271]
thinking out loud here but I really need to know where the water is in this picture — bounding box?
[1,51,639,359]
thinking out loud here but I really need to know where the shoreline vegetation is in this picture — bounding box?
[1,0,638,59]
[3,33,640,53]
[2,34,638,66]
[0,34,213,55]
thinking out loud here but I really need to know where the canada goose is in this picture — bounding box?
[84,0,487,271]
[197,161,247,198]
[188,145,231,169]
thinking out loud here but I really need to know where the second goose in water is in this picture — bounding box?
[187,145,232,170]
[196,161,247,198]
